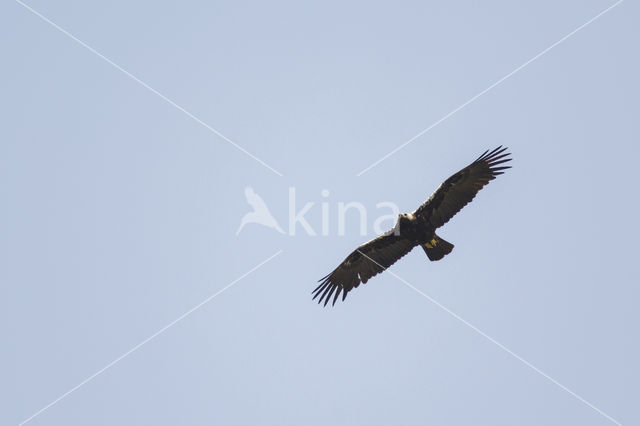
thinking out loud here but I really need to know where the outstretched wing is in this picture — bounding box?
[314,229,416,306]
[414,146,512,228]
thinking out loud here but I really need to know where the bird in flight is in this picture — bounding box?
[314,146,512,306]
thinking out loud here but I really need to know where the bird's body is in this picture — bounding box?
[314,146,512,306]
[397,213,432,243]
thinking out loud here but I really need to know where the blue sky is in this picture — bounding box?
[2,1,638,425]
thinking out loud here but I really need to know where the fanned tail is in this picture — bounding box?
[421,235,454,261]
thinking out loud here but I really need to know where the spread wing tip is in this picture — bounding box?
[313,274,349,307]
[477,146,513,177]
[476,145,511,163]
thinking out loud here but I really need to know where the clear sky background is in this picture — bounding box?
[2,1,638,425]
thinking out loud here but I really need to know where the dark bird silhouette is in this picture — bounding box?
[314,146,512,306]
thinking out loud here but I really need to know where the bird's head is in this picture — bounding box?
[396,213,414,229]
[398,213,414,221]
[394,213,414,236]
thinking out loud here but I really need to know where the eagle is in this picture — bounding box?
[314,146,512,306]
